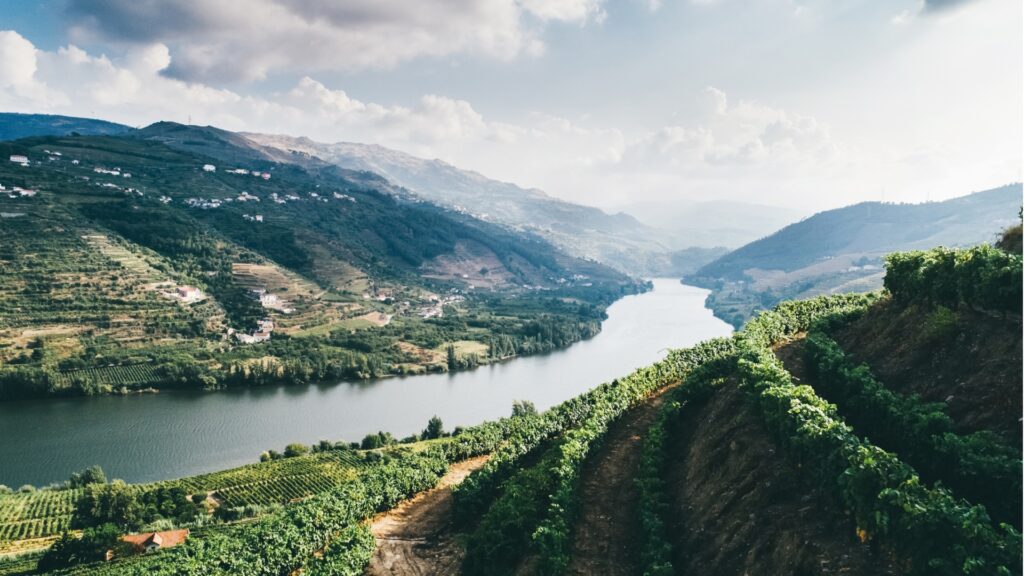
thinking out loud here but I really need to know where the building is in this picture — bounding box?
[9,155,28,164]
[261,172,271,180]
[202,164,216,172]
[119,529,189,556]
[176,285,204,302]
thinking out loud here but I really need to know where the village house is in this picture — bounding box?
[176,285,204,303]
[113,529,189,559]
[9,155,28,165]
[202,164,216,172]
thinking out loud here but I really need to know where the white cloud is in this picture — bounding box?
[0,31,37,87]
[0,17,1018,214]
[63,0,606,82]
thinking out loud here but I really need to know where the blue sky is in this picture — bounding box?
[0,0,1020,212]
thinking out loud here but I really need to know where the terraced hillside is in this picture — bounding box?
[2,242,1019,575]
[0,132,642,401]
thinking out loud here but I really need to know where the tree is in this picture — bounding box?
[511,400,537,418]
[68,465,106,488]
[284,443,309,458]
[423,415,445,440]
[38,524,125,570]
[76,480,141,529]
[446,344,457,371]
[361,431,395,449]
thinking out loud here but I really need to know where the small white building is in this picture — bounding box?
[202,164,216,172]
[9,155,28,164]
[261,173,271,181]
[176,285,204,303]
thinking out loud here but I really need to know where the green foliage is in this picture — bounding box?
[360,431,396,450]
[283,443,309,458]
[734,333,1020,575]
[511,400,537,418]
[804,328,1021,526]
[457,337,737,575]
[301,524,376,576]
[66,467,106,489]
[56,450,448,575]
[74,481,140,530]
[885,245,1023,314]
[38,523,124,571]
[422,415,445,440]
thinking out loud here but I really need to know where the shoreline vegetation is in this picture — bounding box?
[0,132,647,404]
[0,244,1019,575]
[0,284,647,403]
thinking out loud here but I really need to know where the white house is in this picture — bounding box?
[9,155,28,164]
[202,164,216,172]
[176,285,204,303]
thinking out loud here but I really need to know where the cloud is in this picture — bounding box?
[0,31,37,87]
[923,0,978,12]
[62,0,605,83]
[618,87,837,171]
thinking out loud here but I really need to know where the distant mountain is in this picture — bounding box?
[622,200,806,249]
[0,112,131,140]
[688,184,1022,327]
[244,134,681,277]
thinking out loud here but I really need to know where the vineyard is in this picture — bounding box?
[0,450,365,547]
[50,364,162,389]
[2,246,1019,575]
[0,490,80,543]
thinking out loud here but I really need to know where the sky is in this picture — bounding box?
[0,0,1020,213]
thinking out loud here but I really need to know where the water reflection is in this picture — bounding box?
[0,280,731,487]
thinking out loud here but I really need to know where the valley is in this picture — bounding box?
[0,130,642,402]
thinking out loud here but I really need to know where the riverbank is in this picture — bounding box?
[0,281,731,488]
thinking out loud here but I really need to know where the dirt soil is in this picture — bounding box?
[566,386,674,576]
[832,299,1022,449]
[665,380,899,576]
[364,455,489,576]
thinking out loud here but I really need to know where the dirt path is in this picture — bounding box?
[364,455,489,576]
[566,386,674,576]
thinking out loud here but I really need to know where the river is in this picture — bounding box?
[0,280,732,487]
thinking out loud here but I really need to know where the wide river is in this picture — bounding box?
[0,280,732,487]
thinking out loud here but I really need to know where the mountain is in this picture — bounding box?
[621,200,806,249]
[243,134,681,277]
[0,112,131,140]
[0,128,642,400]
[687,184,1022,326]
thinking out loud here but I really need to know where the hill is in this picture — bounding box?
[243,133,685,276]
[0,130,641,401]
[686,184,1021,326]
[0,113,131,140]
[15,244,1018,575]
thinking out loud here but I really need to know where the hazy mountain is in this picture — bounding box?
[622,200,806,249]
[0,112,131,140]
[687,184,1022,326]
[244,133,682,277]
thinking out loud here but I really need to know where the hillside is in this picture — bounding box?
[0,131,641,401]
[243,133,687,276]
[687,184,1021,326]
[11,243,1017,575]
[0,114,131,141]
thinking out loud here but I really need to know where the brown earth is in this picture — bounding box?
[832,299,1022,449]
[665,380,899,576]
[565,386,674,576]
[364,455,489,576]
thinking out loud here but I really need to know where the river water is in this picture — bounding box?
[0,280,732,487]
